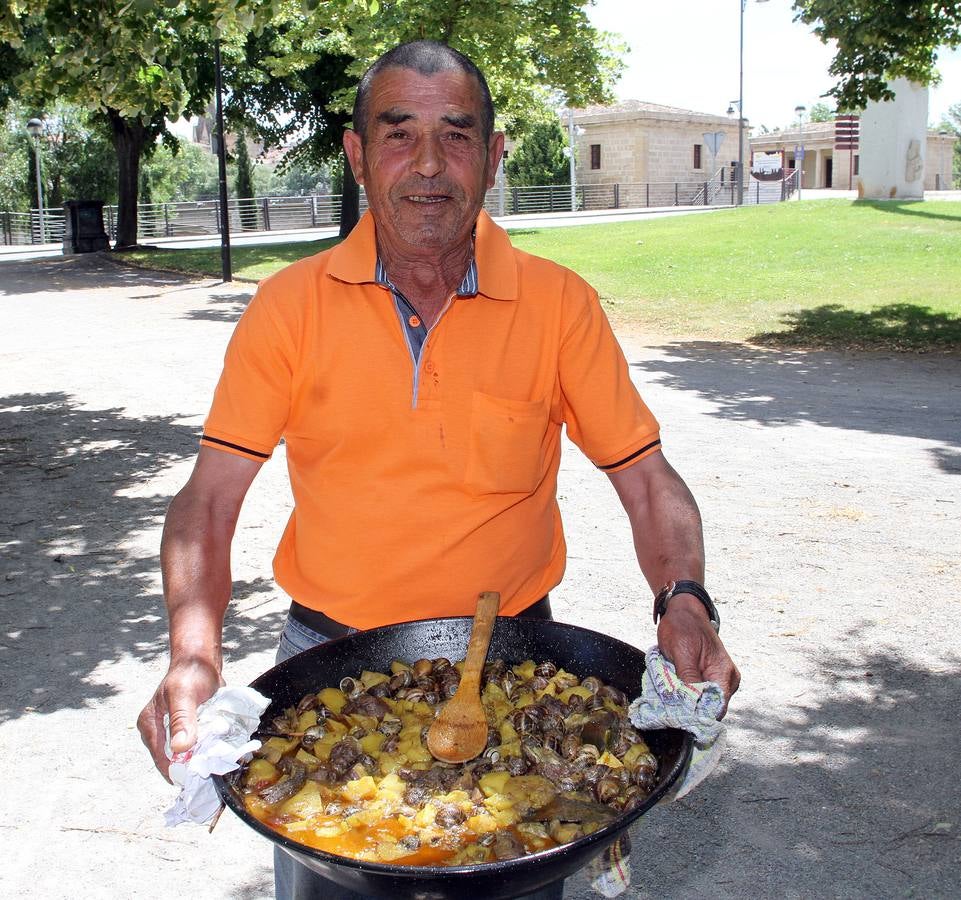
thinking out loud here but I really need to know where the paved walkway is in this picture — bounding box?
[1,253,960,899]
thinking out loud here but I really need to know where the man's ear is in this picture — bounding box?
[486,131,505,190]
[343,129,365,186]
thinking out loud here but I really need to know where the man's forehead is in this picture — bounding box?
[367,67,483,120]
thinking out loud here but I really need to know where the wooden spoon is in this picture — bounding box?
[426,591,500,763]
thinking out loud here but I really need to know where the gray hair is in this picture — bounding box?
[352,40,495,141]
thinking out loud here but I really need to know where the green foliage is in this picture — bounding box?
[277,0,624,137]
[0,101,116,210]
[141,141,219,203]
[234,129,258,230]
[0,0,276,244]
[793,1,961,110]
[807,102,834,123]
[505,120,569,186]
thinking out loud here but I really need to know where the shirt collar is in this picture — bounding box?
[327,210,518,302]
[375,256,478,298]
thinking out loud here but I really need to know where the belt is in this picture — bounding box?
[289,594,552,641]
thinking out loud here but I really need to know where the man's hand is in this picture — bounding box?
[656,593,740,716]
[137,657,224,782]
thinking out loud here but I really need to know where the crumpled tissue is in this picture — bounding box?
[627,645,726,801]
[163,686,270,827]
[589,646,727,897]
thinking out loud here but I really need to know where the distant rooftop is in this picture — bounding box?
[572,99,742,123]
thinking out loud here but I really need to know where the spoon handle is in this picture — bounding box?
[459,591,500,691]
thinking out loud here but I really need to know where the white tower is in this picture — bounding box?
[857,78,929,201]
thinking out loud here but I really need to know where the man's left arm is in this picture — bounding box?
[606,451,740,714]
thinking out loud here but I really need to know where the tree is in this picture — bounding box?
[260,0,624,233]
[794,1,961,111]
[234,129,258,230]
[808,102,835,123]
[505,120,569,186]
[0,1,271,247]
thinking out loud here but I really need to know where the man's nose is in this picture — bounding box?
[412,134,444,178]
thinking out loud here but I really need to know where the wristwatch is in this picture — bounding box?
[653,580,720,633]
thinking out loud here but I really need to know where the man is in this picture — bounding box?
[138,40,739,899]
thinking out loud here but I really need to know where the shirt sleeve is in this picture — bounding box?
[557,273,661,472]
[200,285,296,461]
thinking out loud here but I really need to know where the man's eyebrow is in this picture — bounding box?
[376,108,415,126]
[442,112,476,129]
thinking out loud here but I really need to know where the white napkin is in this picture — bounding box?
[627,645,726,801]
[163,686,270,826]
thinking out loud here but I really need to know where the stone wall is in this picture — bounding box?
[569,102,747,191]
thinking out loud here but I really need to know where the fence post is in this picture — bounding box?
[613,184,620,209]
[674,183,679,206]
[756,180,760,204]
[704,181,708,206]
[511,187,519,215]
[164,204,171,237]
[311,196,317,228]
[549,187,553,212]
[646,183,650,208]
[262,198,271,231]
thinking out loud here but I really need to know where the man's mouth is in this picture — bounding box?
[405,195,449,204]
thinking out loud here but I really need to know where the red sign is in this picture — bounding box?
[835,114,859,150]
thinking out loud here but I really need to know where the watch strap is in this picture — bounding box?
[654,580,720,633]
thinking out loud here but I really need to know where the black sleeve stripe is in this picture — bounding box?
[596,439,661,471]
[201,434,271,459]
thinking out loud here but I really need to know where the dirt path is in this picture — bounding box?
[1,255,959,899]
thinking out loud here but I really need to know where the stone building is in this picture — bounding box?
[567,100,749,188]
[749,120,956,192]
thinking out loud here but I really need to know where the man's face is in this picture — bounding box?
[343,67,504,254]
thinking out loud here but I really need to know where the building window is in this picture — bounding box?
[853,154,860,175]
[590,144,601,170]
[693,144,702,169]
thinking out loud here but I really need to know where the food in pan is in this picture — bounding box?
[235,657,656,866]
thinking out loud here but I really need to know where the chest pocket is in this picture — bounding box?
[465,392,548,495]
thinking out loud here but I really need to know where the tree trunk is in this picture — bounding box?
[339,149,360,238]
[107,110,149,249]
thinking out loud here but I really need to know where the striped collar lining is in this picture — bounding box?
[374,257,479,298]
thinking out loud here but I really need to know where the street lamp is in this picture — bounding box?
[26,117,45,242]
[794,104,806,199]
[564,108,585,212]
[733,0,771,206]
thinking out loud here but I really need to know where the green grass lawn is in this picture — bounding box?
[124,200,961,351]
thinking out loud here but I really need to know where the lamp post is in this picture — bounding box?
[726,99,742,201]
[794,105,806,199]
[26,117,45,243]
[733,0,769,206]
[565,109,584,212]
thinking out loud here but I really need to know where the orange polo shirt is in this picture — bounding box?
[201,211,661,629]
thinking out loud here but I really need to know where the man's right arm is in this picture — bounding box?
[137,447,263,780]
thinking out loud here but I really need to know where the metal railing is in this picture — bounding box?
[2,175,788,247]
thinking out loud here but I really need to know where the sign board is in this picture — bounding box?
[702,131,725,156]
[795,145,805,161]
[835,114,859,150]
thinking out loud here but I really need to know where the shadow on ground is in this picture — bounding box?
[0,254,205,296]
[751,302,961,352]
[626,641,961,898]
[629,341,961,473]
[183,290,253,323]
[0,392,284,723]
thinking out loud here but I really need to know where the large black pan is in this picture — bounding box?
[214,616,693,899]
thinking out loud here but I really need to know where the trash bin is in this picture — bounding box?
[63,200,110,253]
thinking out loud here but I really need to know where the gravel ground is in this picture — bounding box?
[1,254,959,899]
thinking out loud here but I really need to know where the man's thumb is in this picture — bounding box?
[167,707,197,754]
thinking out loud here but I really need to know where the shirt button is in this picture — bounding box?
[408,314,421,328]
[425,361,435,374]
